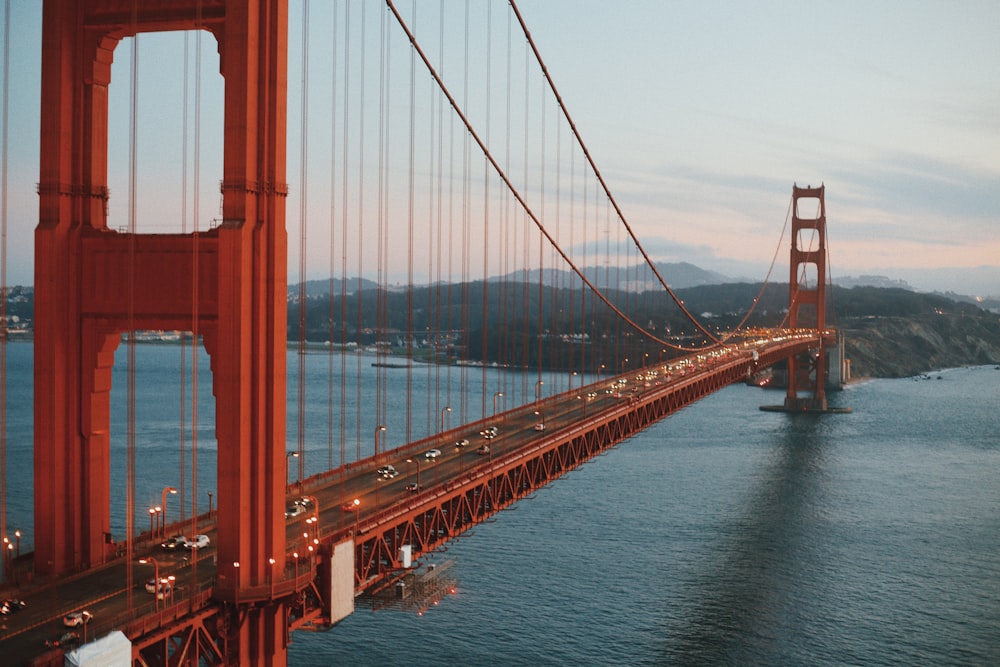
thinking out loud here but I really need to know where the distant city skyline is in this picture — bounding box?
[4,1,998,296]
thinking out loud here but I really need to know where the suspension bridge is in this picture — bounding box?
[1,1,845,664]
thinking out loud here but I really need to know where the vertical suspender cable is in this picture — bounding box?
[460,0,470,422]
[339,0,351,469]
[405,3,415,444]
[328,2,338,473]
[481,1,492,418]
[188,5,202,572]
[0,0,9,551]
[178,32,189,523]
[125,21,138,610]
[354,0,366,462]
[298,0,309,483]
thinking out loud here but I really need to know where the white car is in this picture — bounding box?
[285,504,306,518]
[187,534,210,549]
[63,610,92,627]
[145,578,169,595]
[533,423,545,431]
[424,448,442,459]
[376,465,399,479]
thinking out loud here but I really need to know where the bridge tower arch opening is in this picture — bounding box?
[36,0,290,663]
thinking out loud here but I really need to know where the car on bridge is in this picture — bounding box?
[145,578,173,599]
[455,438,469,448]
[1,598,25,615]
[424,448,442,459]
[476,444,490,455]
[188,534,210,549]
[62,610,92,627]
[45,632,80,650]
[405,482,420,493]
[161,535,188,550]
[377,465,399,479]
[285,504,306,518]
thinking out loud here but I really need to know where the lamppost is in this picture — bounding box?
[232,561,241,605]
[534,410,544,430]
[440,406,451,433]
[139,557,159,610]
[208,491,214,517]
[597,363,606,383]
[374,425,386,463]
[621,357,629,375]
[268,557,276,599]
[14,530,20,557]
[148,508,156,537]
[351,498,361,536]
[286,451,300,487]
[535,380,544,402]
[153,506,162,537]
[406,457,422,490]
[166,575,176,605]
[301,495,320,547]
[569,371,577,390]
[492,391,504,418]
[161,486,177,536]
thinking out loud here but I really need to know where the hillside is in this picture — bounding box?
[7,282,999,379]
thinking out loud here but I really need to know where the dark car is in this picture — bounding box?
[1,598,25,615]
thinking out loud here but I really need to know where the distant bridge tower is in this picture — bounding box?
[784,184,830,411]
[36,0,290,663]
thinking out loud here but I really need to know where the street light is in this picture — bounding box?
[534,410,544,430]
[621,358,629,375]
[14,530,20,557]
[139,557,159,610]
[301,495,320,544]
[286,451,300,487]
[535,380,544,402]
[351,498,361,536]
[233,561,241,605]
[161,487,177,536]
[597,363,606,382]
[569,371,577,390]
[492,391,504,418]
[208,491,214,517]
[153,506,163,537]
[148,508,157,537]
[374,425,386,462]
[406,457,422,490]
[440,406,451,433]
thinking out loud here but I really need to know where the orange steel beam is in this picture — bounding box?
[36,1,289,664]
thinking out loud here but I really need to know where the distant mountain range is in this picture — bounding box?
[287,261,1000,313]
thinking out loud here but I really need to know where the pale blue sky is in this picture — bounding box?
[4,1,999,294]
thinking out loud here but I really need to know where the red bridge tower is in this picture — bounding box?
[36,0,290,662]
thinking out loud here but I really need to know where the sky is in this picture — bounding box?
[4,1,999,296]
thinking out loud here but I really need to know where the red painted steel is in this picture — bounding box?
[786,184,830,410]
[34,1,289,664]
